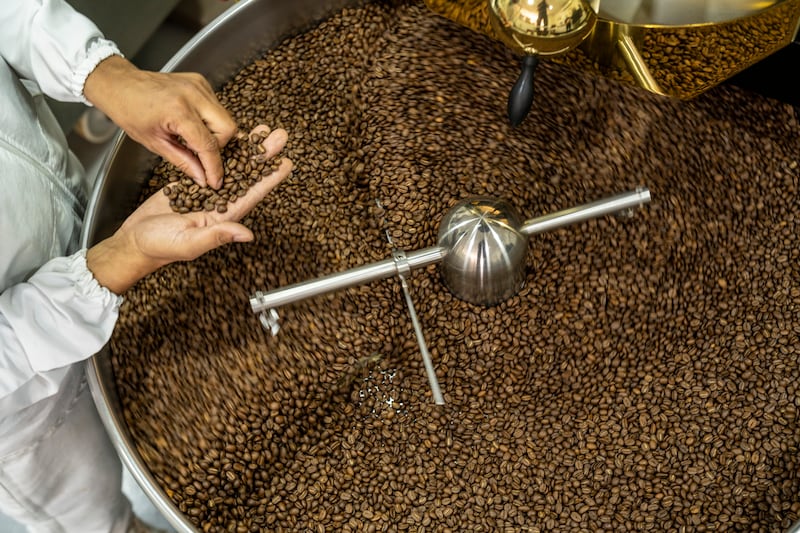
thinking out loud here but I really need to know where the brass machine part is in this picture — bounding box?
[423,0,800,100]
[488,0,598,57]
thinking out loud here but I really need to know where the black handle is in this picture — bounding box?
[507,54,539,127]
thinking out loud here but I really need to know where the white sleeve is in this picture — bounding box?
[0,0,122,104]
[0,250,122,406]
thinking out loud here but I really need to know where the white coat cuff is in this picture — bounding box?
[74,38,123,105]
[0,249,122,373]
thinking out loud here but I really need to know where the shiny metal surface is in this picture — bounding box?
[81,0,359,531]
[438,197,528,306]
[424,0,800,99]
[488,0,597,56]
[249,246,445,313]
[250,189,651,310]
[519,187,651,236]
[438,188,651,305]
[600,0,791,25]
[395,251,446,405]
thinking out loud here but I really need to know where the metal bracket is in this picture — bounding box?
[258,308,281,336]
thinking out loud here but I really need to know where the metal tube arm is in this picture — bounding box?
[519,187,651,236]
[250,246,445,313]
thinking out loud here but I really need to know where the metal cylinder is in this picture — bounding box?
[520,187,651,236]
[249,246,445,313]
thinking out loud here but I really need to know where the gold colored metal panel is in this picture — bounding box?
[423,0,800,98]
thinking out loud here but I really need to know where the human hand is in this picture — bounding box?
[83,55,237,188]
[86,126,292,295]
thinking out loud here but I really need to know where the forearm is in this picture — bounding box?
[83,55,140,116]
[85,232,156,295]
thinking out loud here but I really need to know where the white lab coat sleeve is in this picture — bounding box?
[0,249,122,406]
[0,0,122,104]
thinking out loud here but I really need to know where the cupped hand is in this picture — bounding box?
[86,126,292,295]
[83,55,237,188]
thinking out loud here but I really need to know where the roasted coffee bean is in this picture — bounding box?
[110,1,800,531]
[155,131,284,213]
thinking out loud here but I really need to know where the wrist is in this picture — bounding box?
[83,55,138,112]
[86,232,154,295]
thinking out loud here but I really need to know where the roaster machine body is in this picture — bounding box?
[80,0,800,531]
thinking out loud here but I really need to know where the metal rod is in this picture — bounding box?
[398,274,445,405]
[519,187,651,236]
[250,246,445,313]
[617,36,664,96]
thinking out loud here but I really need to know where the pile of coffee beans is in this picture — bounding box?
[638,0,800,99]
[424,0,497,42]
[110,0,800,531]
[155,130,283,214]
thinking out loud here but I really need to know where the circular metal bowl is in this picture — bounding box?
[79,1,800,531]
[80,0,356,530]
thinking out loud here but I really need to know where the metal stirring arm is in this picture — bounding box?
[250,240,447,404]
[250,187,651,317]
[520,187,651,236]
[248,187,650,404]
[393,250,445,405]
[437,187,651,305]
[250,246,445,314]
